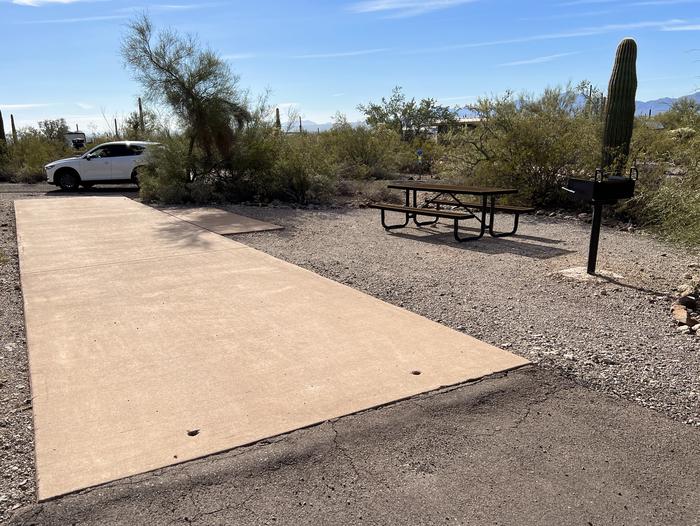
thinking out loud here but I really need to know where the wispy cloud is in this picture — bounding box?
[521,9,613,21]
[0,103,52,110]
[293,48,390,59]
[403,19,687,54]
[350,0,477,17]
[662,23,700,30]
[222,53,256,60]
[18,14,127,24]
[11,0,94,5]
[498,52,579,67]
[631,0,699,5]
[558,0,617,6]
[115,3,224,13]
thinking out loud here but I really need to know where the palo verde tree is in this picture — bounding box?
[38,118,69,143]
[121,14,251,174]
[358,86,457,141]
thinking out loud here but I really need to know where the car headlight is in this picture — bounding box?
[45,164,56,170]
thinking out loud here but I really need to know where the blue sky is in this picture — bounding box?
[1,0,699,131]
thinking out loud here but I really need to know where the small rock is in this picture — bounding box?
[678,284,696,297]
[671,304,694,326]
[692,324,700,332]
[677,326,692,335]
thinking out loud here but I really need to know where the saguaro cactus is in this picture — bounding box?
[601,38,637,177]
[0,110,6,145]
[10,114,18,143]
[274,108,282,130]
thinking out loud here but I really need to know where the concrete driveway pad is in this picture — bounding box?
[159,206,283,235]
[15,197,528,500]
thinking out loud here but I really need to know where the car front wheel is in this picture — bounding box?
[57,170,81,192]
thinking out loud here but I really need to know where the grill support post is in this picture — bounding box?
[587,202,604,275]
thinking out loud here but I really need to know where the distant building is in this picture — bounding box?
[434,117,482,135]
[64,132,86,149]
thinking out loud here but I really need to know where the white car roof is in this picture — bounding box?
[92,141,159,147]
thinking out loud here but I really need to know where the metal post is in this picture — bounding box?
[587,202,603,275]
[299,116,302,134]
[114,118,119,139]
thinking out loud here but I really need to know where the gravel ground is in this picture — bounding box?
[226,203,700,427]
[0,186,698,520]
[0,195,34,522]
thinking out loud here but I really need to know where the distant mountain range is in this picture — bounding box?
[293,92,700,131]
[635,92,700,116]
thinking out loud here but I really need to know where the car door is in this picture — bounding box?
[108,144,138,181]
[80,146,112,181]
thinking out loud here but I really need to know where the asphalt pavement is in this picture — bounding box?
[10,367,700,526]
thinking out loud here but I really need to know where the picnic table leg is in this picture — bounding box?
[454,195,487,242]
[488,195,521,237]
[411,188,439,227]
[380,208,410,230]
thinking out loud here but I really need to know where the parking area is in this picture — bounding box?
[15,196,526,500]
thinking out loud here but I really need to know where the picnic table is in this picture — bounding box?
[368,181,534,242]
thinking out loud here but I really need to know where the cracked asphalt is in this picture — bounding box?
[10,367,700,526]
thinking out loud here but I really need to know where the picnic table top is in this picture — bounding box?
[387,181,518,196]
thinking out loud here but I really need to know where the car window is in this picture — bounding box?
[88,146,107,158]
[106,145,134,158]
[129,145,146,156]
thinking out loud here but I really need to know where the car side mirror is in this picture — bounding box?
[85,153,93,160]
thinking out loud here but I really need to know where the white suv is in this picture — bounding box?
[45,141,158,191]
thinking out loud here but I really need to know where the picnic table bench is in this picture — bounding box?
[368,181,534,242]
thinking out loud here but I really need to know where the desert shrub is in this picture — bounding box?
[439,87,600,207]
[7,127,72,183]
[623,106,700,244]
[395,139,444,175]
[0,143,10,182]
[323,119,400,179]
[645,169,700,246]
[273,134,336,204]
[139,137,192,203]
[142,126,336,205]
[219,124,283,201]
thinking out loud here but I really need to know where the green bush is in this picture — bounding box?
[141,126,336,205]
[323,120,402,179]
[646,170,700,246]
[139,137,192,203]
[6,127,72,182]
[439,87,600,207]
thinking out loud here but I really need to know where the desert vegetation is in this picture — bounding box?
[0,15,698,246]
